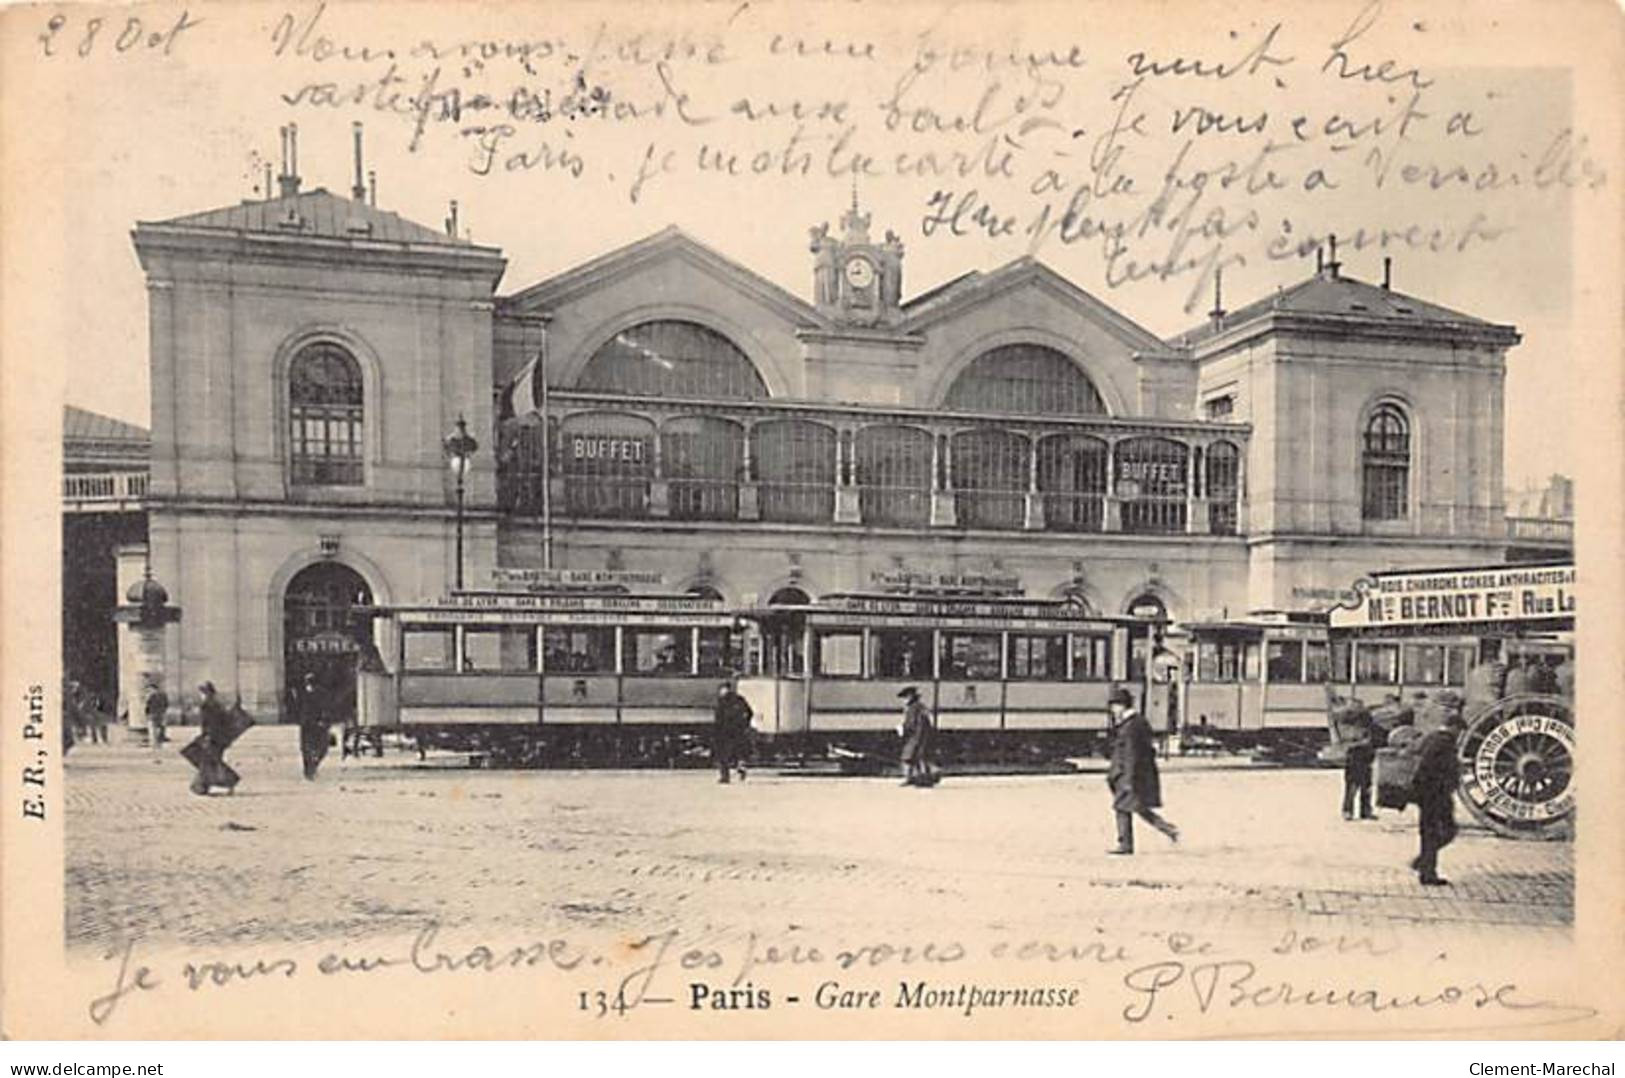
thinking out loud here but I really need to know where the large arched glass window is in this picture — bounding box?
[752,420,836,524]
[944,343,1106,416]
[560,412,654,518]
[1362,404,1410,521]
[855,426,933,527]
[951,429,1028,530]
[578,321,768,400]
[663,415,742,521]
[289,343,363,485]
[1037,433,1108,533]
[1206,440,1241,535]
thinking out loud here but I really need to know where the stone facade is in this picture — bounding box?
[130,178,1518,717]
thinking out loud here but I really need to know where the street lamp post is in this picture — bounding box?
[443,415,479,590]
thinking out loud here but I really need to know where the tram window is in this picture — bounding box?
[1304,640,1331,682]
[1445,645,1473,686]
[1197,640,1242,682]
[403,628,453,672]
[1071,634,1111,681]
[1009,635,1067,680]
[940,632,1002,680]
[1403,644,1446,685]
[624,629,694,675]
[1266,640,1304,682]
[871,630,933,679]
[697,628,735,677]
[1354,643,1399,683]
[464,627,535,673]
[1242,643,1261,681]
[1330,640,1352,682]
[815,632,864,677]
[542,627,615,673]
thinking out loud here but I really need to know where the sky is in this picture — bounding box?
[11,0,1616,492]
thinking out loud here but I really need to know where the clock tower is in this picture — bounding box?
[800,195,923,406]
[810,191,904,327]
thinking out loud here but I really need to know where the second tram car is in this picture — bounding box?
[738,593,1163,765]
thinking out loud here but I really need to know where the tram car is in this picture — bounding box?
[1180,613,1482,758]
[356,587,741,766]
[736,592,1164,766]
[1329,561,1576,840]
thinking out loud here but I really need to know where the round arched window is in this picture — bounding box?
[579,321,768,400]
[944,344,1106,416]
[288,342,364,485]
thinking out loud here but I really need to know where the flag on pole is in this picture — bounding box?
[500,349,544,421]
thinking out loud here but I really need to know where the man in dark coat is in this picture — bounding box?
[186,681,242,795]
[292,671,331,780]
[897,686,936,787]
[1410,714,1463,886]
[1335,695,1378,820]
[1106,685,1178,853]
[713,680,753,784]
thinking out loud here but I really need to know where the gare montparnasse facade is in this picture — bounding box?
[130,154,1517,717]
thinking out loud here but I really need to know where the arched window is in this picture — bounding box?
[944,344,1106,416]
[1038,434,1108,533]
[1206,441,1241,535]
[663,416,742,521]
[560,412,654,518]
[497,418,552,517]
[951,429,1028,530]
[752,420,836,524]
[855,426,933,527]
[1116,437,1189,534]
[578,321,768,400]
[1362,404,1410,521]
[289,343,364,485]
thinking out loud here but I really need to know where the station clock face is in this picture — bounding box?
[844,256,875,288]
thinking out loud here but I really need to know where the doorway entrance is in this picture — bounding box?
[283,562,373,725]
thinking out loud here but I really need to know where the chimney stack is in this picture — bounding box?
[277,123,302,198]
[351,122,367,202]
[1316,245,1324,274]
[1326,233,1340,278]
[1382,256,1392,291]
[445,199,459,238]
[368,169,377,207]
[1208,268,1226,329]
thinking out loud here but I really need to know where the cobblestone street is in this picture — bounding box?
[66,726,1573,957]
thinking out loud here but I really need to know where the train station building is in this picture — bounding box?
[108,146,1535,718]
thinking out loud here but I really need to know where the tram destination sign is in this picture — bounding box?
[490,567,666,591]
[1329,564,1575,629]
[869,570,1023,596]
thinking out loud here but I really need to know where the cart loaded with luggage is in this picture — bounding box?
[1330,562,1575,841]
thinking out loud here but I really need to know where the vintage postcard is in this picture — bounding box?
[2,0,1621,1041]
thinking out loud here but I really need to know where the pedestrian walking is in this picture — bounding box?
[1409,713,1464,886]
[712,679,753,784]
[1105,685,1178,854]
[183,681,242,796]
[292,671,331,780]
[897,686,936,787]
